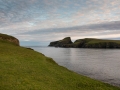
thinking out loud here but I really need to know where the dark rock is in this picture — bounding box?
[49,37,73,47]
[49,41,59,46]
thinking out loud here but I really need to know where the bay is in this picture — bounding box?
[29,46,120,87]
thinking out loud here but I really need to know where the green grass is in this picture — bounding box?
[73,38,120,48]
[0,33,19,46]
[0,33,16,40]
[74,38,120,44]
[0,40,120,90]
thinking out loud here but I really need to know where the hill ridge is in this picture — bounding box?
[49,37,120,48]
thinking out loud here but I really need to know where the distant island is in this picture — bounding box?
[49,37,120,48]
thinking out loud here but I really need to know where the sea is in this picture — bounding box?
[29,46,120,87]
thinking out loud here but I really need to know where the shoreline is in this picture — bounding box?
[0,41,120,89]
[30,46,120,88]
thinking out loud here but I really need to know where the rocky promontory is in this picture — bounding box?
[49,37,120,48]
[0,33,19,46]
[49,37,73,47]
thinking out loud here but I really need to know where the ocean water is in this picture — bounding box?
[30,46,120,86]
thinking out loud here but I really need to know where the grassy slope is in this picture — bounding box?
[0,40,120,90]
[87,38,120,44]
[0,33,17,41]
[74,38,120,47]
[0,33,19,46]
[74,38,120,44]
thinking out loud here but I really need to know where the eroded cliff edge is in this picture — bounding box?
[0,33,19,46]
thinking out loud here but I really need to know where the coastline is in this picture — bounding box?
[30,46,120,87]
[0,37,120,89]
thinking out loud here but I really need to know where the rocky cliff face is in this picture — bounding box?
[49,37,73,47]
[0,33,19,46]
[49,37,120,48]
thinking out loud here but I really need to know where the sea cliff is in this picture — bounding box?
[49,37,120,48]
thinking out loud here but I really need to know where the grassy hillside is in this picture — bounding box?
[0,33,16,39]
[0,39,120,90]
[73,38,120,48]
[0,33,19,46]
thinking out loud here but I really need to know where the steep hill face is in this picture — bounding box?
[0,33,19,46]
[49,37,73,47]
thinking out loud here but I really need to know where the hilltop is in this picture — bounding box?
[0,34,120,90]
[49,37,73,47]
[0,33,19,46]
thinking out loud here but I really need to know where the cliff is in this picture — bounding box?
[49,37,73,47]
[49,37,120,48]
[0,33,19,46]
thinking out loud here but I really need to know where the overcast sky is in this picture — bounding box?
[0,0,120,46]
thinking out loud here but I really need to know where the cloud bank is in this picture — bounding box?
[0,0,120,46]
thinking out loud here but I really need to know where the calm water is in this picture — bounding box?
[30,46,120,86]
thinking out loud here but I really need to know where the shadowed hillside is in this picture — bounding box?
[49,37,73,47]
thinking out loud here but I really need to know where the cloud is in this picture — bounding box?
[1,0,120,26]
[13,21,120,44]
[1,0,120,45]
[21,21,120,34]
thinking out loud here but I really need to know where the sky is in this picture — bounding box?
[0,0,120,46]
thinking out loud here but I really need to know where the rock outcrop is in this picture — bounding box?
[49,37,73,47]
[49,37,120,48]
[0,33,19,46]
